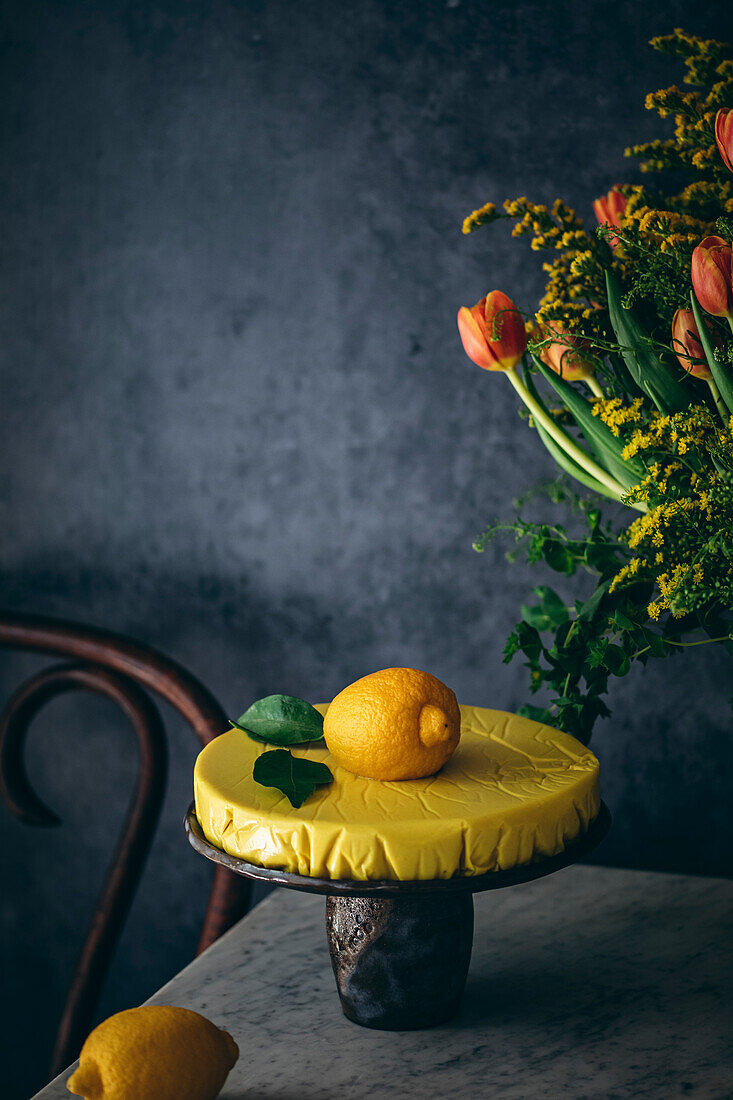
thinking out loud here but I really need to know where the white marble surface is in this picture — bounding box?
[36,865,733,1099]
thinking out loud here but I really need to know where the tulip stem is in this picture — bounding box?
[587,377,605,400]
[691,292,733,419]
[505,368,630,502]
[706,377,728,424]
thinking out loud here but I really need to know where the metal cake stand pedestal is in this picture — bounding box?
[185,801,611,1031]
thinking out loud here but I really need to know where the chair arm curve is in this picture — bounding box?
[0,611,253,1075]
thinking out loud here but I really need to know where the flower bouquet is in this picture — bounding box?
[458,29,733,744]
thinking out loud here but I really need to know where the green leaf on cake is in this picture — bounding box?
[253,749,333,808]
[230,694,325,745]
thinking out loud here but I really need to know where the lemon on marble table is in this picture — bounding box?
[66,1005,238,1100]
[323,667,461,780]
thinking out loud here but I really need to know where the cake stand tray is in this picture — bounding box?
[185,801,610,1030]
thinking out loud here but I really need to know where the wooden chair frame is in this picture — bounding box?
[0,611,252,1077]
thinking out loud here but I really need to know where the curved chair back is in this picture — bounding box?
[0,612,252,1077]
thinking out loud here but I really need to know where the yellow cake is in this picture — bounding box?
[194,704,600,881]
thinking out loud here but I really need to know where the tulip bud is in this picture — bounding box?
[593,187,627,247]
[715,108,733,173]
[691,236,733,321]
[457,290,527,371]
[537,328,596,381]
[671,309,715,380]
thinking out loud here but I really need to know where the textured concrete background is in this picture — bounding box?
[2,1,733,1095]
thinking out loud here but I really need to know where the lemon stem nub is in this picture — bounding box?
[419,704,452,747]
[67,1061,103,1099]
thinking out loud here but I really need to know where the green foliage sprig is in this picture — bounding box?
[479,480,732,744]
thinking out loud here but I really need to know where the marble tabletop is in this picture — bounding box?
[36,864,732,1099]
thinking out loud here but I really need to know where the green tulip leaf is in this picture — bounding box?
[534,420,623,500]
[253,749,333,808]
[231,694,324,745]
[523,367,622,500]
[533,355,645,490]
[605,270,691,414]
[690,291,733,417]
[711,448,733,483]
[607,351,641,401]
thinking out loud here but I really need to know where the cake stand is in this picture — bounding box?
[185,800,610,1030]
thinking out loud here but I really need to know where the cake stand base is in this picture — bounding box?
[326,893,474,1029]
[185,802,610,1031]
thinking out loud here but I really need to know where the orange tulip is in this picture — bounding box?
[691,236,733,321]
[457,290,527,371]
[537,328,596,381]
[671,309,714,380]
[593,187,627,246]
[715,108,733,173]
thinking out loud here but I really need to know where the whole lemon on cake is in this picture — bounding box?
[323,667,461,780]
[67,1005,238,1100]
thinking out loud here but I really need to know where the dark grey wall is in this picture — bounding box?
[3,1,733,1095]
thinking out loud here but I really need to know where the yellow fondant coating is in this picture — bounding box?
[193,705,601,881]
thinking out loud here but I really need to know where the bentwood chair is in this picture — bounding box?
[0,611,252,1078]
